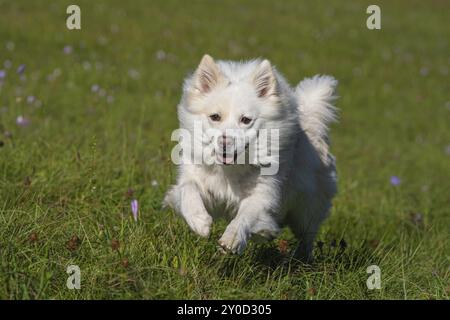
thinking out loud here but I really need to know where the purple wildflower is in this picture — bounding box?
[420,67,429,76]
[131,199,139,222]
[27,96,35,104]
[16,115,30,127]
[390,176,401,186]
[63,45,73,55]
[128,69,140,80]
[0,70,6,79]
[155,50,167,61]
[17,64,26,75]
[91,84,100,93]
[106,95,114,104]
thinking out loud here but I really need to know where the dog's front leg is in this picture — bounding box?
[178,182,212,237]
[218,194,280,254]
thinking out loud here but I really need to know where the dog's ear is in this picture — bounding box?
[193,54,223,94]
[252,59,277,98]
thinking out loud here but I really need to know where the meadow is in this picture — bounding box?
[0,0,448,299]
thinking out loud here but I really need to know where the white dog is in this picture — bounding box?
[164,54,338,262]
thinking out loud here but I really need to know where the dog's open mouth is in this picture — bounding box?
[216,152,237,165]
[216,143,249,165]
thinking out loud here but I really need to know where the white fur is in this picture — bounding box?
[296,75,338,165]
[164,55,338,262]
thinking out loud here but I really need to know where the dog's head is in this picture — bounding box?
[180,54,283,166]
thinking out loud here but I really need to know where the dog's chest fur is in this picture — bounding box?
[190,165,260,218]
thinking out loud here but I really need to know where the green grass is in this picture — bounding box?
[0,0,449,299]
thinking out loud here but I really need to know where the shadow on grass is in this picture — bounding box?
[216,238,381,279]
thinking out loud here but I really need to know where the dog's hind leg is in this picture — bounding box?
[287,196,332,263]
[289,220,319,263]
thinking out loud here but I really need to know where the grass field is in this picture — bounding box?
[0,0,449,299]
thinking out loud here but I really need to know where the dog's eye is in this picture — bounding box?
[209,113,221,122]
[240,116,252,125]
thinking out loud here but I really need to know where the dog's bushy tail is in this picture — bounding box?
[295,75,338,162]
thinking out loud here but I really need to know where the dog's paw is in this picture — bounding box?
[251,230,275,244]
[254,229,277,240]
[185,213,212,238]
[218,227,247,254]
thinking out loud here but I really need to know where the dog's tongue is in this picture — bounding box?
[223,156,234,165]
[218,153,235,165]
